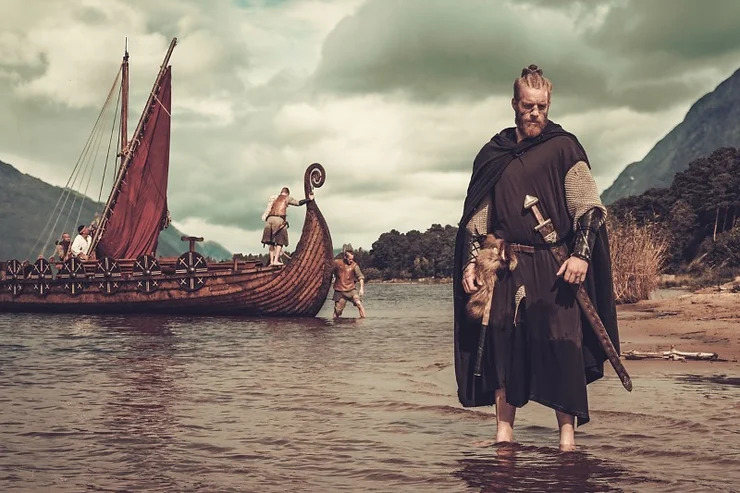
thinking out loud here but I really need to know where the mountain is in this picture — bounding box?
[601,68,740,204]
[0,159,232,261]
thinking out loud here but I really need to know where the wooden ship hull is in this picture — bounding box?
[0,179,334,316]
[0,39,334,317]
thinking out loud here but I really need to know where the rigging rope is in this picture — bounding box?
[28,68,122,260]
[99,82,122,204]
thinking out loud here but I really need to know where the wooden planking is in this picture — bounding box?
[0,201,333,317]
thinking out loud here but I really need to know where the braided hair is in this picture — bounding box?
[513,64,553,101]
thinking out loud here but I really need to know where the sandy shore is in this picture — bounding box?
[618,289,740,371]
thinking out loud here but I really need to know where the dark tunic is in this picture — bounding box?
[452,121,619,426]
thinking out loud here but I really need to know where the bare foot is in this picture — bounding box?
[472,438,517,448]
[556,411,575,452]
[496,424,514,443]
[559,442,576,452]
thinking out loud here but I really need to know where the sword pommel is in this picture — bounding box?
[523,195,539,210]
[523,194,547,228]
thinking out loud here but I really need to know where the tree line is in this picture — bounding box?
[345,224,459,281]
[235,147,739,283]
[608,147,740,273]
[355,147,740,282]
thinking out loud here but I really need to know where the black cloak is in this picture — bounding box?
[452,121,620,421]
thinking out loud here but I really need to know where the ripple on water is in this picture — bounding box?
[0,285,738,492]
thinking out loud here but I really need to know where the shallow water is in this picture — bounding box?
[0,284,738,492]
[648,288,691,301]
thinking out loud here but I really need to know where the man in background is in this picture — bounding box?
[261,187,313,266]
[332,248,366,319]
[50,232,71,265]
[70,225,92,261]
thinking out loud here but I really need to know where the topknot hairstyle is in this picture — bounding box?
[513,64,553,101]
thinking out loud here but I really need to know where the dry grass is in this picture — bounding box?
[608,215,669,304]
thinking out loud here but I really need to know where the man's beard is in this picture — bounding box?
[515,111,547,139]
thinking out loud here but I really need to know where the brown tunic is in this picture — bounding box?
[486,135,590,421]
[333,259,364,292]
[54,242,70,262]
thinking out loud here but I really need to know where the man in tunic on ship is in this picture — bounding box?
[50,232,72,266]
[261,187,313,266]
[70,225,92,261]
[453,65,620,451]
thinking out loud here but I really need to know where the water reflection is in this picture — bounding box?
[454,443,629,493]
[1,284,738,492]
[95,315,183,490]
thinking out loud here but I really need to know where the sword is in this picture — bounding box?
[523,194,633,392]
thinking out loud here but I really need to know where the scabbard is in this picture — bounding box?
[473,295,494,378]
[473,323,488,378]
[548,242,633,392]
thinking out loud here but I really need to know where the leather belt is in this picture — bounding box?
[509,240,567,254]
[509,243,535,254]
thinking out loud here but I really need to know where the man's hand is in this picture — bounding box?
[462,262,480,294]
[557,256,589,284]
[309,192,315,201]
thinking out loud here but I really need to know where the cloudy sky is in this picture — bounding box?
[2,0,740,254]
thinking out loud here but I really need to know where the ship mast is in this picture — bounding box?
[120,37,129,157]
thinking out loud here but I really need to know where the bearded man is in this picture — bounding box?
[453,65,619,451]
[51,232,72,265]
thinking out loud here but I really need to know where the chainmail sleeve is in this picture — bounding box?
[463,194,492,268]
[565,161,607,229]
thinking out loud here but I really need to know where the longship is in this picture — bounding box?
[0,38,334,316]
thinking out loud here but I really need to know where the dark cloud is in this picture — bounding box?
[592,1,740,60]
[313,0,547,100]
[3,0,739,253]
[312,0,740,113]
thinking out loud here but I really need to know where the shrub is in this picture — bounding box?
[608,215,669,304]
[362,267,382,281]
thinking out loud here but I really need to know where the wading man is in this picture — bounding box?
[453,65,619,451]
[332,249,366,319]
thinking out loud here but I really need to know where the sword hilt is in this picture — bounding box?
[523,194,559,244]
[523,194,546,224]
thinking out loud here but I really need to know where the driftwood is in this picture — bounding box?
[624,346,719,361]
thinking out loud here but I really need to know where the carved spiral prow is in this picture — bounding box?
[304,163,326,198]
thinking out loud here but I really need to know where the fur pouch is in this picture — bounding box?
[466,235,518,323]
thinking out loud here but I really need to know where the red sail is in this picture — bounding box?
[97,67,172,259]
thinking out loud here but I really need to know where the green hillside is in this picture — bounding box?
[602,68,740,204]
[0,159,232,261]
